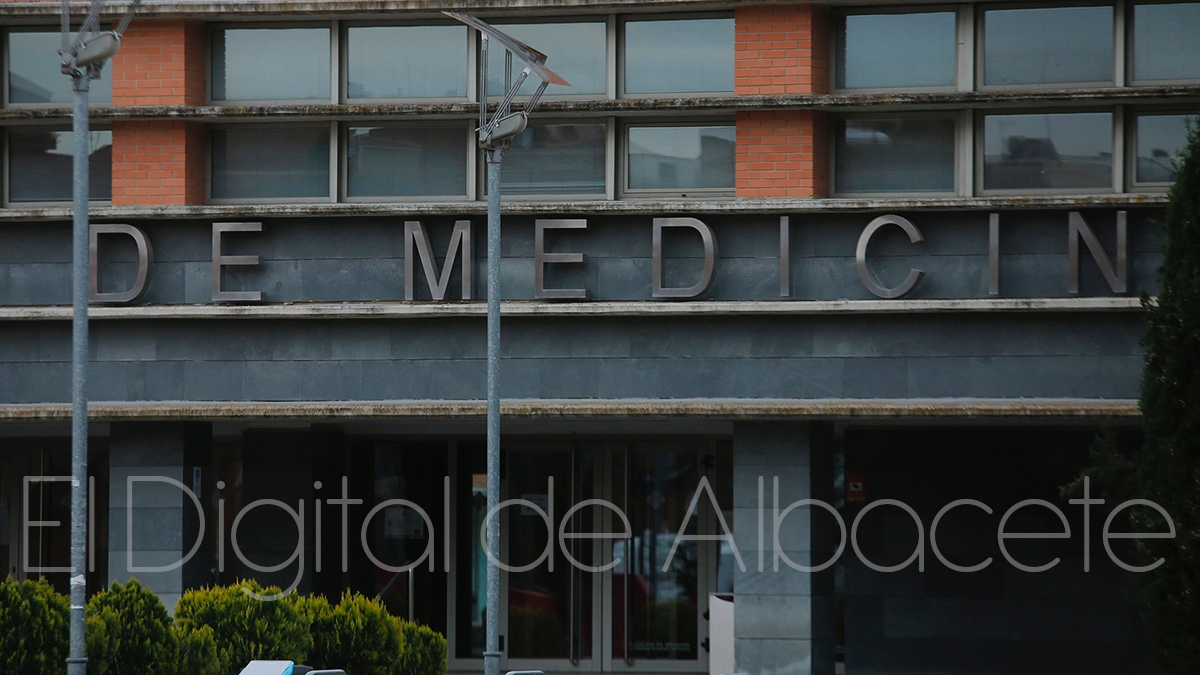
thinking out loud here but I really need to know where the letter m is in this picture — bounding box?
[405,220,473,300]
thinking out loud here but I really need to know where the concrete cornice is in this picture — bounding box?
[2,87,1197,122]
[0,193,1169,222]
[0,398,1142,421]
[0,298,1148,322]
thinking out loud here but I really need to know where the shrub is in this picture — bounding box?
[294,593,335,670]
[0,576,69,675]
[175,625,220,675]
[173,580,311,673]
[315,592,406,675]
[85,578,177,675]
[397,620,448,675]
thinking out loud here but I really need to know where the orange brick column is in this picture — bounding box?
[735,6,830,198]
[110,20,207,205]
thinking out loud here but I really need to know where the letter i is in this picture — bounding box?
[314,481,323,573]
[216,481,225,573]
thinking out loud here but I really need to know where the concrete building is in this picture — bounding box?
[1,1,1197,673]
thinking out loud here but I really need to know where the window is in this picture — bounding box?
[1131,2,1200,82]
[623,18,734,95]
[835,11,957,90]
[498,121,607,196]
[1132,113,1197,185]
[211,27,331,101]
[6,30,112,105]
[211,126,331,201]
[835,117,957,194]
[345,25,468,100]
[981,6,1113,86]
[625,124,735,194]
[345,124,469,199]
[7,128,111,202]
[981,112,1113,192]
[485,22,607,97]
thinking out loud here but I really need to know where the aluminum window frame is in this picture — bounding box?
[617,12,736,100]
[341,19,474,105]
[3,122,114,207]
[831,6,965,94]
[3,26,115,109]
[478,16,613,103]
[1125,107,1197,190]
[207,121,337,205]
[479,117,611,202]
[207,22,337,105]
[341,120,475,203]
[619,118,737,200]
[976,2,1119,91]
[831,111,965,198]
[975,107,1119,195]
[1126,0,1200,85]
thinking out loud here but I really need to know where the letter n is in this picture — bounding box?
[1068,212,1126,294]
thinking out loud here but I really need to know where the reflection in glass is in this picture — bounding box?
[836,12,956,89]
[1133,3,1200,81]
[211,127,330,199]
[7,31,112,104]
[347,25,467,99]
[624,19,734,94]
[499,122,606,195]
[486,23,605,96]
[347,126,466,197]
[835,118,955,193]
[1136,114,1197,183]
[9,130,112,202]
[212,28,330,100]
[983,113,1113,191]
[983,7,1112,85]
[627,126,734,191]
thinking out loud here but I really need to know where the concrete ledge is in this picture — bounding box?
[0,398,1141,421]
[0,297,1147,321]
[0,193,1169,222]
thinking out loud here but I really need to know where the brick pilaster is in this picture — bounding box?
[111,121,206,206]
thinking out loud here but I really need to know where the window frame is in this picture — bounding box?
[975,107,1119,195]
[618,12,736,99]
[341,20,475,104]
[832,6,965,94]
[480,117,612,201]
[1125,108,1197,190]
[831,112,965,197]
[207,22,338,105]
[1126,0,1200,85]
[976,3,1119,91]
[341,120,475,203]
[4,27,114,109]
[479,16,614,102]
[619,118,736,200]
[207,122,337,205]
[3,122,114,206]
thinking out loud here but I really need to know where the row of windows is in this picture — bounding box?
[2,109,1190,205]
[7,3,1196,107]
[3,15,736,106]
[836,110,1196,195]
[836,1,1200,90]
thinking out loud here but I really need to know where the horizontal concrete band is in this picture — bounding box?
[0,297,1147,321]
[2,87,1198,121]
[0,194,1170,222]
[0,398,1141,421]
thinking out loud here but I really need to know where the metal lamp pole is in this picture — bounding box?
[59,2,138,673]
[443,14,568,675]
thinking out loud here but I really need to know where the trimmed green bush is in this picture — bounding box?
[174,580,312,673]
[316,592,406,675]
[397,620,448,675]
[85,578,177,675]
[0,576,69,675]
[175,625,220,675]
[294,593,335,670]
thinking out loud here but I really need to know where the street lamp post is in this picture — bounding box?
[58,2,138,673]
[443,14,569,675]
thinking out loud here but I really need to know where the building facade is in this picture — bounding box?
[1,1,1197,673]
